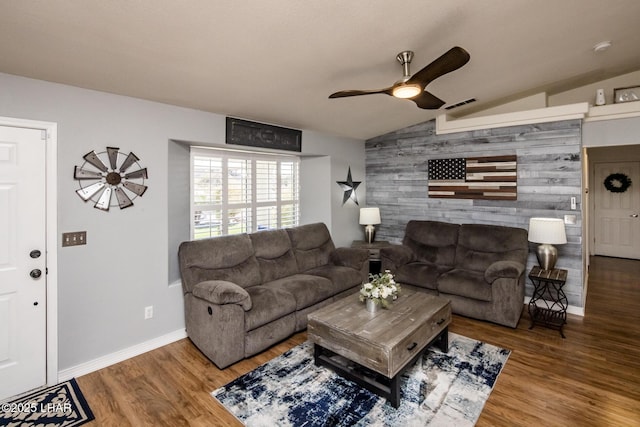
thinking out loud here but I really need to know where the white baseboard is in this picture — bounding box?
[56,296,584,381]
[524,296,585,317]
[58,328,188,381]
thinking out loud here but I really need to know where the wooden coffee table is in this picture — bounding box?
[307,288,451,408]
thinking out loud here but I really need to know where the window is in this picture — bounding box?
[191,147,299,239]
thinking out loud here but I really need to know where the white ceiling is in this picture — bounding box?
[1,0,640,140]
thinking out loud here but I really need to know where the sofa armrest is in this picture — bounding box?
[380,245,415,271]
[330,247,370,270]
[484,261,525,283]
[192,280,252,311]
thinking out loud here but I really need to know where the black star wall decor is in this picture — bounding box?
[336,167,361,205]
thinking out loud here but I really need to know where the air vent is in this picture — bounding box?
[444,98,477,110]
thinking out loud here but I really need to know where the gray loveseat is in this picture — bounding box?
[381,220,528,327]
[178,222,369,368]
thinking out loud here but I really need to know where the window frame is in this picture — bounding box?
[190,147,299,239]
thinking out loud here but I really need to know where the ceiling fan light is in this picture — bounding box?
[392,84,421,99]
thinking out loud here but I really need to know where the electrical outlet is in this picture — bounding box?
[144,306,153,320]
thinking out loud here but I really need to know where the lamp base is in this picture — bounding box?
[536,243,558,270]
[364,225,376,244]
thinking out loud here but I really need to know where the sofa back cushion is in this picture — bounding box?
[178,234,262,293]
[455,224,528,272]
[286,223,336,272]
[250,229,298,283]
[403,220,459,267]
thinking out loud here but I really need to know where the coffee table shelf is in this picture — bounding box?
[313,327,448,408]
[308,288,451,408]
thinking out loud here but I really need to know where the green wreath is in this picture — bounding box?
[603,173,632,193]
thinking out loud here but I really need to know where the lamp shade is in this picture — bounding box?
[528,218,567,244]
[359,207,381,225]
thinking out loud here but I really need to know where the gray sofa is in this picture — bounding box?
[178,222,369,368]
[381,220,528,328]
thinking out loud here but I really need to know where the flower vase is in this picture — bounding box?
[366,298,378,313]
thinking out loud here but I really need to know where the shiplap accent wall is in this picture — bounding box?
[365,119,584,308]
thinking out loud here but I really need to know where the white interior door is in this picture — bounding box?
[593,161,640,259]
[0,125,47,400]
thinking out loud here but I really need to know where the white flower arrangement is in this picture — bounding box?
[359,270,400,308]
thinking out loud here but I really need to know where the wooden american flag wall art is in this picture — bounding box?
[427,155,517,200]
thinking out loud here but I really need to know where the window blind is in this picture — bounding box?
[191,147,299,239]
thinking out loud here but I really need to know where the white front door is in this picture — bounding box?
[593,161,640,259]
[0,125,47,400]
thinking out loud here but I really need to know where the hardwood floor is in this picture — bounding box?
[77,256,640,426]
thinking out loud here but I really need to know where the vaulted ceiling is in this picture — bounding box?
[1,1,639,140]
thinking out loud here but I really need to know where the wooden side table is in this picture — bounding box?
[351,240,391,275]
[528,266,568,338]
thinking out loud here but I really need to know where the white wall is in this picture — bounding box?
[458,92,548,118]
[302,130,366,247]
[583,116,640,147]
[300,156,332,229]
[0,72,365,370]
[455,70,640,121]
[549,70,640,107]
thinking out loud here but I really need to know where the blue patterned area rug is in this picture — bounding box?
[0,378,94,427]
[212,333,510,426]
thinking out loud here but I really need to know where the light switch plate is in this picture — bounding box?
[62,231,87,247]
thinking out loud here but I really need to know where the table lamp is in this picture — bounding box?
[528,217,567,270]
[359,207,381,243]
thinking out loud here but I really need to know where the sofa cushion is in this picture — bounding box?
[263,274,334,310]
[438,269,492,302]
[403,220,459,267]
[287,223,336,272]
[250,229,298,282]
[244,286,297,331]
[178,234,261,292]
[455,224,528,272]
[394,262,446,290]
[305,265,363,294]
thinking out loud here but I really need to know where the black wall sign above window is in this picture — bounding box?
[226,117,302,152]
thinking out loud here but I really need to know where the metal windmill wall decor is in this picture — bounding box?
[73,147,148,211]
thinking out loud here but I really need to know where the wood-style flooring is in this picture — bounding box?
[77,256,640,426]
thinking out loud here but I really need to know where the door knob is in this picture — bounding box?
[30,250,41,258]
[30,269,42,279]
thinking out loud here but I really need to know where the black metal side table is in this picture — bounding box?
[528,266,568,338]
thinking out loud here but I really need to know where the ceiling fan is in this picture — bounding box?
[329,46,470,109]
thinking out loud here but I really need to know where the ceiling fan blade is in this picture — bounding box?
[407,46,470,88]
[411,91,445,109]
[329,88,393,98]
